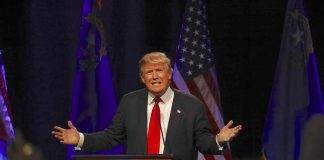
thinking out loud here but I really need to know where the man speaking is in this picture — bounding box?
[52,52,242,160]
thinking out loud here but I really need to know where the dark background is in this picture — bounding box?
[1,0,323,159]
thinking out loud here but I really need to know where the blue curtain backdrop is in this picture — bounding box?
[16,0,82,159]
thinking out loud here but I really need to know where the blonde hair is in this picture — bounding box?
[138,51,173,76]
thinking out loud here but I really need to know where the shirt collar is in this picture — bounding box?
[148,86,173,104]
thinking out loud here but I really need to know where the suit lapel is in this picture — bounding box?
[164,91,183,154]
[137,89,148,153]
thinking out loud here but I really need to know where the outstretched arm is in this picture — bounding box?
[217,120,242,144]
[52,121,80,145]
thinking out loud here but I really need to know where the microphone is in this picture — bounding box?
[153,96,160,103]
[158,114,166,149]
[154,97,170,154]
[159,112,172,155]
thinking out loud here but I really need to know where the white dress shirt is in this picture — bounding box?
[147,86,174,154]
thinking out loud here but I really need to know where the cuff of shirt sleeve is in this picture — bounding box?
[74,133,84,151]
[215,134,224,151]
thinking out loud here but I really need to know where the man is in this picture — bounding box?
[52,52,242,160]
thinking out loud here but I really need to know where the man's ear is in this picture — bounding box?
[168,69,173,80]
[140,75,145,83]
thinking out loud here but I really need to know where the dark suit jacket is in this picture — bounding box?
[81,88,222,160]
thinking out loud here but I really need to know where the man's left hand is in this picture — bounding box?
[217,120,242,144]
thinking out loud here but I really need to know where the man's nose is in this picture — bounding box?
[152,71,158,79]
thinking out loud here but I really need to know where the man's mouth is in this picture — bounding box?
[151,82,161,86]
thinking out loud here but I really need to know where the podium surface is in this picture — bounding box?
[72,154,173,160]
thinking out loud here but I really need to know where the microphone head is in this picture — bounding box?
[154,96,161,103]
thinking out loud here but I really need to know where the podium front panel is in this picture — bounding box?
[72,154,173,160]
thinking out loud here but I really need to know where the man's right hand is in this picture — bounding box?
[52,121,80,145]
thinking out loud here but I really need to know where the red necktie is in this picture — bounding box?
[147,97,161,154]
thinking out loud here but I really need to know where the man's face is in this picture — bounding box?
[140,62,172,96]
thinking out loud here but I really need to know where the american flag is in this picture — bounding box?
[172,0,230,159]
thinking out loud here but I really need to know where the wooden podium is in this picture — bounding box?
[72,154,173,160]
